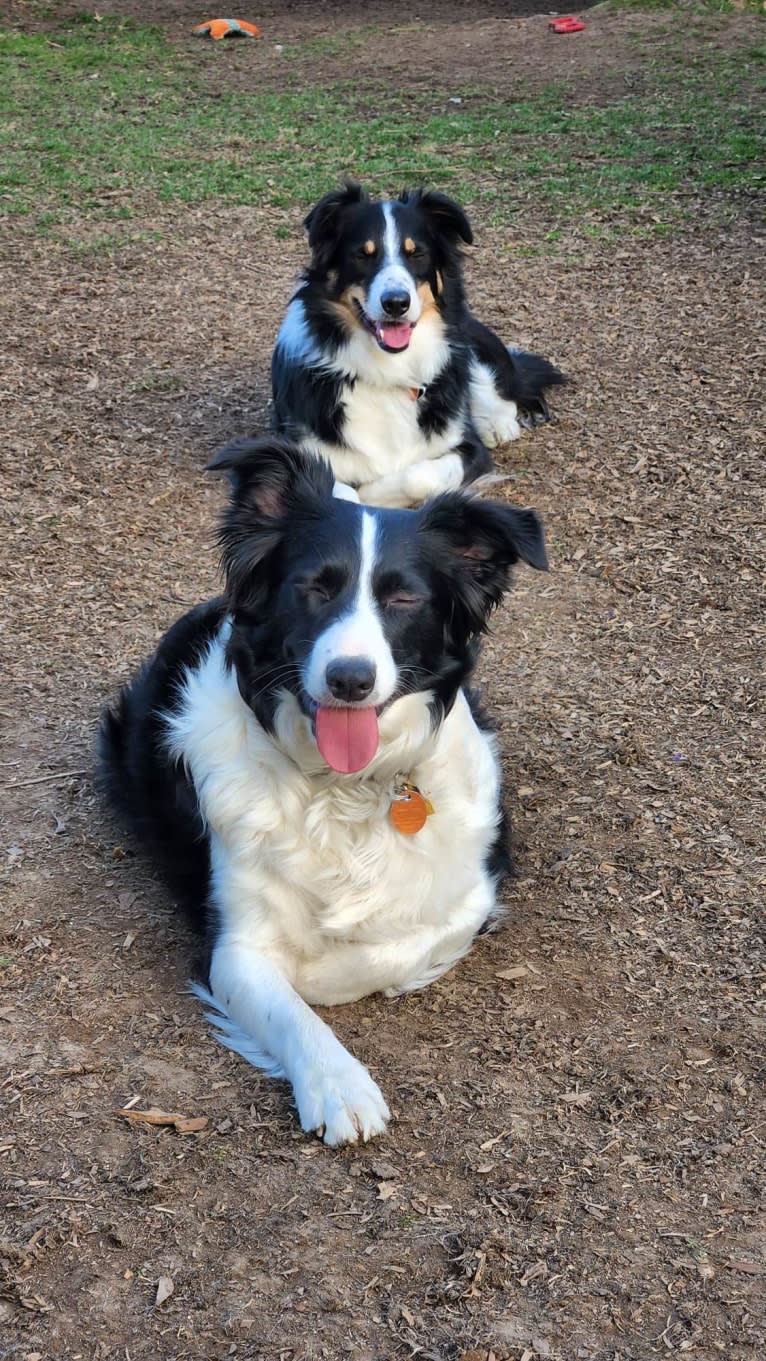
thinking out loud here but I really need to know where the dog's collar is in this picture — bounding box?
[406,385,427,401]
[390,777,434,835]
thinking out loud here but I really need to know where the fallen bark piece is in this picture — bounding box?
[155,1276,174,1307]
[117,1107,209,1134]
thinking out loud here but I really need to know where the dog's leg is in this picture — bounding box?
[458,433,496,485]
[358,435,493,508]
[470,359,523,448]
[357,451,463,509]
[194,941,390,1146]
[466,314,564,445]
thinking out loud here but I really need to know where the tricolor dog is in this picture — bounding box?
[99,437,548,1145]
[271,182,565,508]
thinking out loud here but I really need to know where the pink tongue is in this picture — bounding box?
[315,706,380,774]
[377,321,413,351]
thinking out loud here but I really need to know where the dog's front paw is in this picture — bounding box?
[293,1052,390,1147]
[360,455,464,509]
[356,477,409,509]
[477,409,522,448]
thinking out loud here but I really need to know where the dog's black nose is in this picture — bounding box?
[326,658,376,703]
[380,290,411,319]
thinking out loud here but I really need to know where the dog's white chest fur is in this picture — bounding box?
[166,634,502,1008]
[328,380,463,489]
[321,312,463,489]
[278,298,467,504]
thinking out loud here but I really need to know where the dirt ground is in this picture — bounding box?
[1,6,765,1360]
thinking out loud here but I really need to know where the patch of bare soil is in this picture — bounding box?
[13,2,755,108]
[2,10,765,1361]
[9,0,587,37]
[10,1,742,128]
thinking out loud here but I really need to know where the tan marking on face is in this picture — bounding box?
[333,287,366,333]
[435,270,445,296]
[363,240,377,256]
[416,280,440,313]
[403,237,416,255]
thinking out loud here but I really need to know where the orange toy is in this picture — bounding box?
[193,18,261,40]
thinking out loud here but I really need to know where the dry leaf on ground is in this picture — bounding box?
[377,1182,398,1201]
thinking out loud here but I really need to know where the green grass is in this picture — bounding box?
[1,14,763,242]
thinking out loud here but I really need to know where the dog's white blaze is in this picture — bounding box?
[304,511,397,705]
[365,203,422,325]
[383,199,400,263]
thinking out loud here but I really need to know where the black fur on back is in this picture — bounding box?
[98,600,226,928]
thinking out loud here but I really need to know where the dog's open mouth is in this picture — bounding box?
[302,696,380,774]
[354,300,414,354]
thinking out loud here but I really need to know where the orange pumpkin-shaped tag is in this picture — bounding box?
[390,781,435,836]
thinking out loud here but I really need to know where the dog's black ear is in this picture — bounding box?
[304,181,367,265]
[207,437,335,596]
[420,494,547,637]
[401,188,473,246]
[207,436,334,517]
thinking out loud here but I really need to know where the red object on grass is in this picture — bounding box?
[548,16,586,33]
[193,18,261,39]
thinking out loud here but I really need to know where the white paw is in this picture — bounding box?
[356,477,409,509]
[293,1050,391,1147]
[333,480,361,503]
[359,454,464,509]
[477,411,522,448]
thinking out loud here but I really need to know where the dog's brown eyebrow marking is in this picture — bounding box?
[363,240,377,256]
[403,237,416,255]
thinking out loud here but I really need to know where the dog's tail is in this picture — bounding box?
[467,315,567,428]
[97,685,138,827]
[505,348,566,426]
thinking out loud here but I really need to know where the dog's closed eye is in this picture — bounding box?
[300,567,346,608]
[382,591,423,610]
[304,584,332,606]
[376,572,425,611]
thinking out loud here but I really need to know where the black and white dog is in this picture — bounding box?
[271,182,565,508]
[99,437,548,1145]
